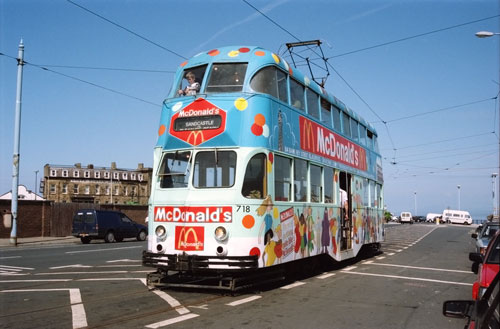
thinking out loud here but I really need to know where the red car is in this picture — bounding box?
[470,229,500,300]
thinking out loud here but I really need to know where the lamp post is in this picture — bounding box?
[492,173,498,218]
[34,170,38,201]
[476,30,500,219]
[457,185,461,210]
[414,191,417,216]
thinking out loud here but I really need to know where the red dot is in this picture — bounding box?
[268,152,274,164]
[251,124,263,136]
[249,247,260,257]
[239,47,250,53]
[208,49,220,56]
[180,61,187,67]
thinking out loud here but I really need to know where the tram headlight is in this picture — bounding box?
[155,225,167,240]
[214,226,228,242]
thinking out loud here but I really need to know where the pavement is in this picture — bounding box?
[0,236,78,247]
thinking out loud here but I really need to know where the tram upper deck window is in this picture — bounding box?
[332,106,341,131]
[177,65,207,97]
[306,88,320,120]
[341,112,351,138]
[193,150,236,188]
[250,67,288,103]
[205,63,247,93]
[242,153,267,199]
[320,98,332,127]
[359,124,367,146]
[367,130,374,149]
[290,79,305,111]
[351,119,359,142]
[158,151,192,188]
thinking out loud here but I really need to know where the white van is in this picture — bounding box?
[400,212,413,224]
[441,210,472,225]
[426,213,441,222]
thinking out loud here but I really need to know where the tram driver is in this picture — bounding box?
[178,71,200,96]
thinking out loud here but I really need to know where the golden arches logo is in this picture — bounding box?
[187,130,205,145]
[302,119,315,151]
[177,227,203,250]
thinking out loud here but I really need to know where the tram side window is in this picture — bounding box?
[369,181,376,208]
[324,167,334,203]
[193,151,236,188]
[177,65,207,97]
[275,155,292,201]
[367,130,374,149]
[306,88,320,120]
[359,124,367,146]
[158,151,192,188]
[249,66,288,104]
[290,79,305,111]
[374,135,380,153]
[320,98,332,127]
[332,106,341,132]
[294,158,308,202]
[310,164,322,203]
[376,184,382,208]
[362,178,369,207]
[242,153,267,199]
[206,63,248,93]
[342,112,351,138]
[351,119,359,142]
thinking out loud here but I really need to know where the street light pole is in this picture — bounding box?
[492,173,498,217]
[457,185,461,210]
[10,40,25,246]
[476,30,500,219]
[34,170,38,201]
[414,191,417,215]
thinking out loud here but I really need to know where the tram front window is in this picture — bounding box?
[194,151,236,188]
[206,63,247,93]
[158,151,192,188]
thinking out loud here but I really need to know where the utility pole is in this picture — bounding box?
[10,40,25,246]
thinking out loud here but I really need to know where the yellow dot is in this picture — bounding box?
[273,207,279,219]
[234,98,248,111]
[272,53,280,64]
[228,50,239,57]
[267,160,273,174]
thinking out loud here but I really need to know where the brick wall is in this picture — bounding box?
[0,200,147,238]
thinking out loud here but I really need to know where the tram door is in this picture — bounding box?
[339,171,352,251]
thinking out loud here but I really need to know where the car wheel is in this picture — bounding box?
[105,231,116,243]
[80,237,91,244]
[137,230,147,241]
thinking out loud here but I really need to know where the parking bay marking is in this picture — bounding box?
[0,288,88,329]
[362,261,471,274]
[65,246,142,254]
[341,270,473,286]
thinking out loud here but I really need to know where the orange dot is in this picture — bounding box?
[242,215,255,229]
[289,67,293,76]
[180,61,187,67]
[254,50,265,56]
[208,49,220,56]
[254,113,265,126]
[158,124,166,136]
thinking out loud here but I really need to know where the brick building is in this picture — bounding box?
[41,162,152,205]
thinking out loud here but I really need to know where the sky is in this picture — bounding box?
[1,0,499,220]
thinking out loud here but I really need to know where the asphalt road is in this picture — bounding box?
[0,223,477,329]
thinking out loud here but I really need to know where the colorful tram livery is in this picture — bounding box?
[143,46,384,290]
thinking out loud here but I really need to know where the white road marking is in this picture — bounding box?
[106,259,141,263]
[364,262,471,273]
[50,264,92,269]
[36,271,128,275]
[139,279,190,315]
[387,253,395,256]
[145,313,199,328]
[65,246,142,254]
[0,288,88,329]
[342,270,473,286]
[0,279,72,282]
[0,256,21,260]
[0,264,34,270]
[280,281,305,289]
[226,295,262,306]
[343,266,357,271]
[317,272,336,279]
[97,265,142,268]
[189,304,209,310]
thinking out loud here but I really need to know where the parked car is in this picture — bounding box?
[443,271,499,329]
[469,230,499,301]
[400,212,413,224]
[472,221,499,255]
[412,215,426,223]
[72,209,147,244]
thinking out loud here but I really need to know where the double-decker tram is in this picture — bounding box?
[143,46,384,291]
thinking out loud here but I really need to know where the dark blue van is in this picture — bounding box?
[72,209,147,244]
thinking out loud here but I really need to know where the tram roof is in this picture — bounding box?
[176,45,376,134]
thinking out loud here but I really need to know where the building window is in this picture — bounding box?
[50,184,56,194]
[131,173,136,180]
[124,186,128,196]
[62,170,68,178]
[62,184,68,194]
[73,184,79,194]
[95,171,101,179]
[96,185,100,195]
[122,172,128,180]
[50,169,57,177]
[104,171,110,179]
[84,185,90,195]
[114,186,119,196]
[113,172,119,180]
[84,171,90,178]
[73,171,80,178]
[131,186,137,196]
[105,186,110,195]
[138,174,144,181]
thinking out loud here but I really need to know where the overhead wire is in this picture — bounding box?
[27,64,175,73]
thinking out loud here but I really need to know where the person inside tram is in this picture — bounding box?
[178,71,200,96]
